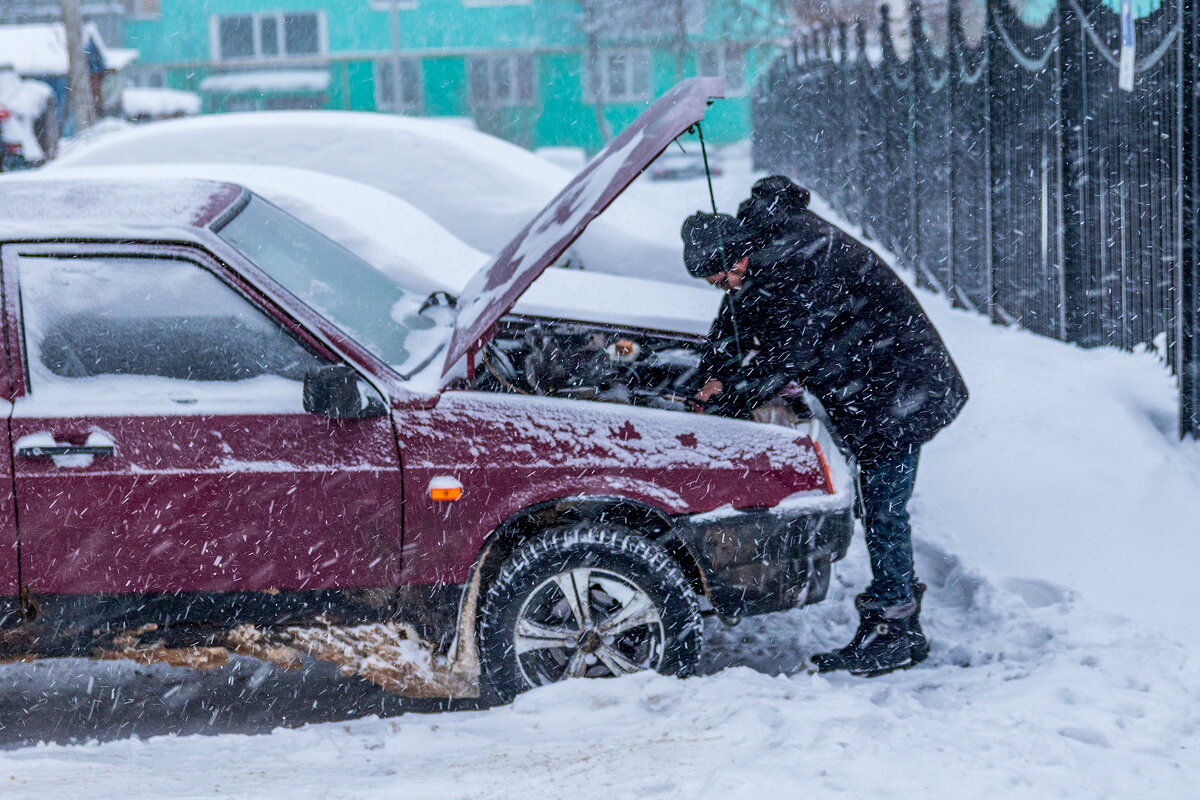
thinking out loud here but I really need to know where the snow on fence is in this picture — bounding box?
[752,0,1200,439]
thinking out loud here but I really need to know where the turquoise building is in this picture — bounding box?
[123,1,782,149]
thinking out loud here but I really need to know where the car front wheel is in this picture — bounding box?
[479,523,702,703]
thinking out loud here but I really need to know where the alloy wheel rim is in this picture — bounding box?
[513,567,665,686]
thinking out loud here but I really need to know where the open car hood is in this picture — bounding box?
[443,77,726,374]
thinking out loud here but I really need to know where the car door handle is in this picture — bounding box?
[16,445,116,458]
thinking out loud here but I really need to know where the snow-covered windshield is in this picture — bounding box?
[217,195,448,377]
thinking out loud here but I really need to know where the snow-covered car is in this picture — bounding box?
[49,102,685,284]
[649,150,724,181]
[0,67,57,171]
[0,80,853,702]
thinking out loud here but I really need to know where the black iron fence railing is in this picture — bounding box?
[752,0,1199,438]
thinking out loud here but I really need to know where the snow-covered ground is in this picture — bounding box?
[1,155,1198,798]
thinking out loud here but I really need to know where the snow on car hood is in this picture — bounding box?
[444,78,725,373]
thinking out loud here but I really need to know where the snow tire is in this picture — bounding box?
[479,523,702,705]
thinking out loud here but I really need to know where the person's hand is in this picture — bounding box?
[688,378,724,413]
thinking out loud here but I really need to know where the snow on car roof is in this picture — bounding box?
[0,177,241,236]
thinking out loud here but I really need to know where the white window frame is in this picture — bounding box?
[368,1,418,10]
[584,47,652,104]
[698,44,747,96]
[467,54,536,108]
[210,11,328,63]
[374,57,424,112]
[461,0,532,7]
[125,67,168,88]
[127,0,162,18]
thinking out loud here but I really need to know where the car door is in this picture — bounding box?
[0,269,15,614]
[1,243,405,601]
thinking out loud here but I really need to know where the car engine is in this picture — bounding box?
[473,318,706,412]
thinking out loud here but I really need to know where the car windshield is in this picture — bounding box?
[217,195,448,378]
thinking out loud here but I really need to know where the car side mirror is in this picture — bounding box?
[303,365,387,419]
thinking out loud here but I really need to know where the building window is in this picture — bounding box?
[375,58,423,112]
[467,55,534,107]
[264,95,327,111]
[213,12,325,61]
[698,45,746,96]
[126,68,167,88]
[585,48,652,104]
[127,0,162,17]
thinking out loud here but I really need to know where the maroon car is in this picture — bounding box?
[0,80,853,702]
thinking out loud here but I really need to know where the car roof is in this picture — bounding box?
[0,177,244,238]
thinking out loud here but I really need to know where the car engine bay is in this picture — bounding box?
[473,318,706,412]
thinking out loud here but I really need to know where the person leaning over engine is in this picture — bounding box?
[680,177,969,677]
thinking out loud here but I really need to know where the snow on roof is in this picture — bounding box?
[198,70,331,94]
[0,177,239,234]
[50,111,687,285]
[122,88,201,118]
[104,48,139,72]
[0,22,136,76]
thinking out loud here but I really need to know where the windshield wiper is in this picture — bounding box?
[419,291,458,315]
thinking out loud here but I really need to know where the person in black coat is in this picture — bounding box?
[681,176,968,677]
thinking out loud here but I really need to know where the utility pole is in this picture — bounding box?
[390,0,402,113]
[60,0,95,133]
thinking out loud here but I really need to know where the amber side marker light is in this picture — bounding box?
[429,477,464,502]
[812,442,836,494]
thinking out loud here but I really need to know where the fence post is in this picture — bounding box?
[983,0,996,324]
[1183,0,1200,437]
[1058,0,1091,346]
[909,0,928,286]
[837,20,852,218]
[855,18,871,236]
[947,0,963,304]
[879,5,899,254]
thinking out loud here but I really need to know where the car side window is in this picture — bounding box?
[17,255,324,409]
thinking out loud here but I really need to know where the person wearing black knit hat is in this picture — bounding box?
[679,211,758,415]
[682,176,969,678]
[681,211,753,281]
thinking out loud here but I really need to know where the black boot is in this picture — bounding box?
[907,582,930,664]
[811,583,928,677]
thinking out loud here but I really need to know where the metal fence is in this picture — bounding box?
[752,0,1199,438]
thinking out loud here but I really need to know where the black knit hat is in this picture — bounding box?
[737,176,812,235]
[681,212,750,279]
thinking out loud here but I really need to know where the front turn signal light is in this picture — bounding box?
[429,477,464,502]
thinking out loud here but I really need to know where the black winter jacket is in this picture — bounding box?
[701,210,968,464]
